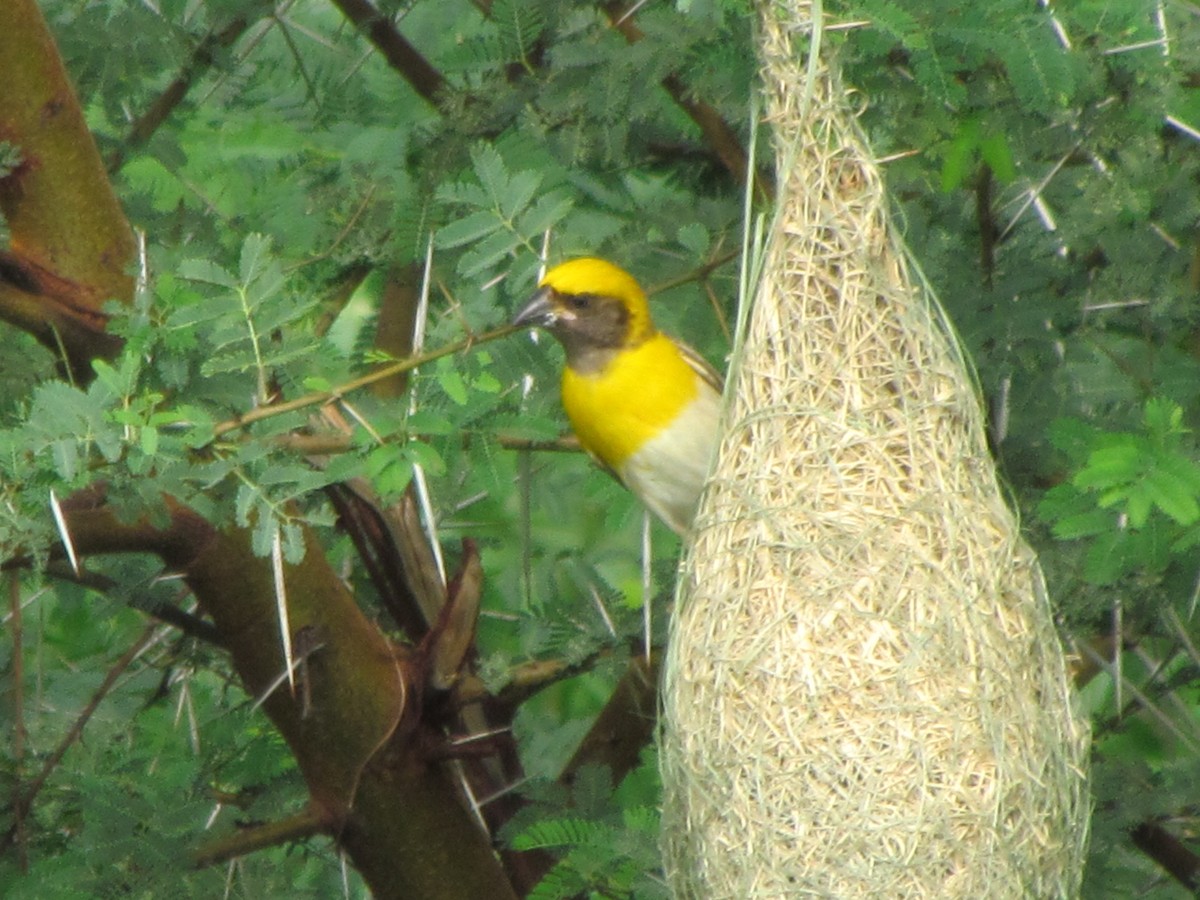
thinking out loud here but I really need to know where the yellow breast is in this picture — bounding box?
[561,333,701,470]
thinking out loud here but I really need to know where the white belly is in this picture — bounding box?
[619,385,722,534]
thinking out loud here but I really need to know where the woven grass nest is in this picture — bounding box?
[659,4,1090,897]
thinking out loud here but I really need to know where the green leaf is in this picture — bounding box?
[1046,418,1103,462]
[1123,487,1151,529]
[517,193,575,238]
[471,143,509,200]
[492,0,547,62]
[140,426,159,457]
[979,132,1016,183]
[458,228,521,279]
[404,439,446,476]
[1074,443,1142,490]
[911,44,967,108]
[235,482,257,528]
[940,118,979,193]
[857,0,928,50]
[512,817,597,851]
[436,356,469,405]
[1144,468,1200,525]
[501,170,542,220]
[52,438,79,481]
[121,156,187,213]
[1051,508,1113,540]
[1143,397,1184,441]
[1158,454,1200,494]
[239,233,275,285]
[1083,531,1128,585]
[993,26,1073,110]
[437,210,503,249]
[178,258,237,289]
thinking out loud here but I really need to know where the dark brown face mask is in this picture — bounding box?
[513,286,636,373]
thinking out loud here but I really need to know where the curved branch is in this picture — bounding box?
[44,495,517,899]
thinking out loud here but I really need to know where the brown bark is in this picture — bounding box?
[1130,821,1200,892]
[329,0,448,106]
[0,0,135,379]
[62,497,518,900]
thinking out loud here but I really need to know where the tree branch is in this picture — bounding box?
[602,1,769,198]
[107,3,272,173]
[1131,820,1200,892]
[0,0,135,378]
[328,0,448,106]
[192,807,331,868]
[57,498,517,899]
[210,324,514,440]
[2,619,166,853]
[559,654,659,787]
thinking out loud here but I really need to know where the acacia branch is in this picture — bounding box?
[559,654,658,787]
[53,498,517,899]
[193,807,331,868]
[215,250,736,446]
[276,431,580,457]
[1131,821,1200,892]
[210,324,515,439]
[7,575,29,873]
[2,620,166,853]
[329,0,448,106]
[602,2,770,198]
[454,650,611,710]
[107,3,272,173]
[0,1,135,379]
[645,247,740,296]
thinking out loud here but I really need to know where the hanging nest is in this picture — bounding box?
[659,4,1090,897]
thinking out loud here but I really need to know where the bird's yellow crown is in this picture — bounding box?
[540,257,654,342]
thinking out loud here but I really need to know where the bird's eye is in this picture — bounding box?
[567,295,591,310]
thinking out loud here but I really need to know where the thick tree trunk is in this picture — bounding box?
[0,0,134,379]
[63,497,517,899]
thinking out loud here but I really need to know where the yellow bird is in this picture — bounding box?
[512,258,723,535]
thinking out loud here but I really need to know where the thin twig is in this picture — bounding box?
[287,186,378,273]
[210,325,514,440]
[9,574,28,873]
[272,11,320,108]
[107,4,270,173]
[1,621,167,852]
[1077,640,1200,755]
[646,249,739,298]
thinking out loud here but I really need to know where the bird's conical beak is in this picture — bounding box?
[512,286,556,328]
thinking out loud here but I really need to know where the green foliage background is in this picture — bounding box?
[2,0,1200,895]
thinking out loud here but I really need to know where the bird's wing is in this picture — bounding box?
[674,338,725,395]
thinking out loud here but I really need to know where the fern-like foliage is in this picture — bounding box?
[512,796,666,900]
